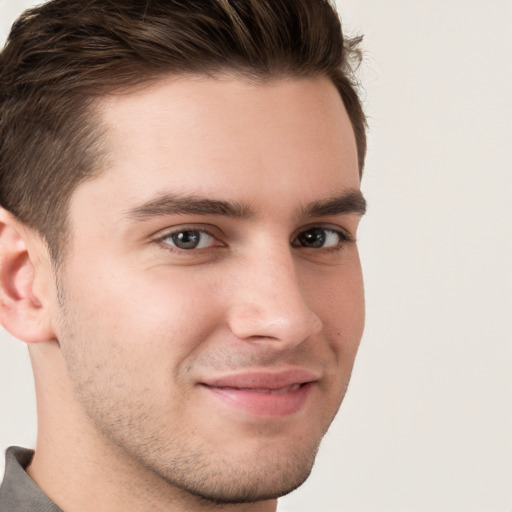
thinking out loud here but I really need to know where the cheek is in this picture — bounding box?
[338,268,365,342]
[309,259,365,336]
[56,266,228,423]
[59,259,227,368]
[308,262,365,389]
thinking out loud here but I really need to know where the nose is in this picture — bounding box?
[227,247,323,346]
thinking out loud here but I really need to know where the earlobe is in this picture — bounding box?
[0,208,55,343]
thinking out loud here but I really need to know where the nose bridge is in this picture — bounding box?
[228,244,322,344]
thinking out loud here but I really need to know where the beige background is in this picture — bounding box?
[1,0,511,510]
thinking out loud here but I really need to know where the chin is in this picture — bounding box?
[139,431,322,507]
[172,452,317,505]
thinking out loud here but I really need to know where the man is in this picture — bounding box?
[0,0,367,510]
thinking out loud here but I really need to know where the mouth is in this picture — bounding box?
[199,369,318,418]
[220,383,303,394]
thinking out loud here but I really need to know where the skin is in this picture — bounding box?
[0,75,365,512]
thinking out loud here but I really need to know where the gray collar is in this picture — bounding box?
[0,446,61,511]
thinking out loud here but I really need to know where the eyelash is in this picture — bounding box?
[291,226,354,252]
[158,226,222,253]
[156,225,354,254]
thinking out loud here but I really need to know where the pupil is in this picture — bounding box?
[299,229,325,248]
[172,231,200,249]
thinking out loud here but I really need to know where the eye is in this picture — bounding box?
[292,227,349,249]
[161,229,216,250]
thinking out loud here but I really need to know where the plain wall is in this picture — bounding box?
[1,1,511,510]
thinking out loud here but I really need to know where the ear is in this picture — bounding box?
[0,208,55,343]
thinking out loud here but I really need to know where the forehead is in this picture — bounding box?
[76,75,359,219]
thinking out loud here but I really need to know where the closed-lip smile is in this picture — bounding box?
[199,368,319,418]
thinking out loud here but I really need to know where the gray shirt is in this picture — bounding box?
[0,447,61,511]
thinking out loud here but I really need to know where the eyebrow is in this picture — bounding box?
[126,189,366,221]
[127,194,254,220]
[303,189,367,217]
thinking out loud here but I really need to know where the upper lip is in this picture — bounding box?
[200,368,320,390]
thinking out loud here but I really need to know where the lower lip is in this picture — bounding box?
[201,382,314,418]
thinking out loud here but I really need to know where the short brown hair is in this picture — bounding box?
[0,0,366,261]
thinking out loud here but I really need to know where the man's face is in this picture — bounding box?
[52,75,365,503]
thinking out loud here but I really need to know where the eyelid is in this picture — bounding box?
[154,224,225,251]
[153,223,222,238]
[151,222,356,257]
[292,223,356,245]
